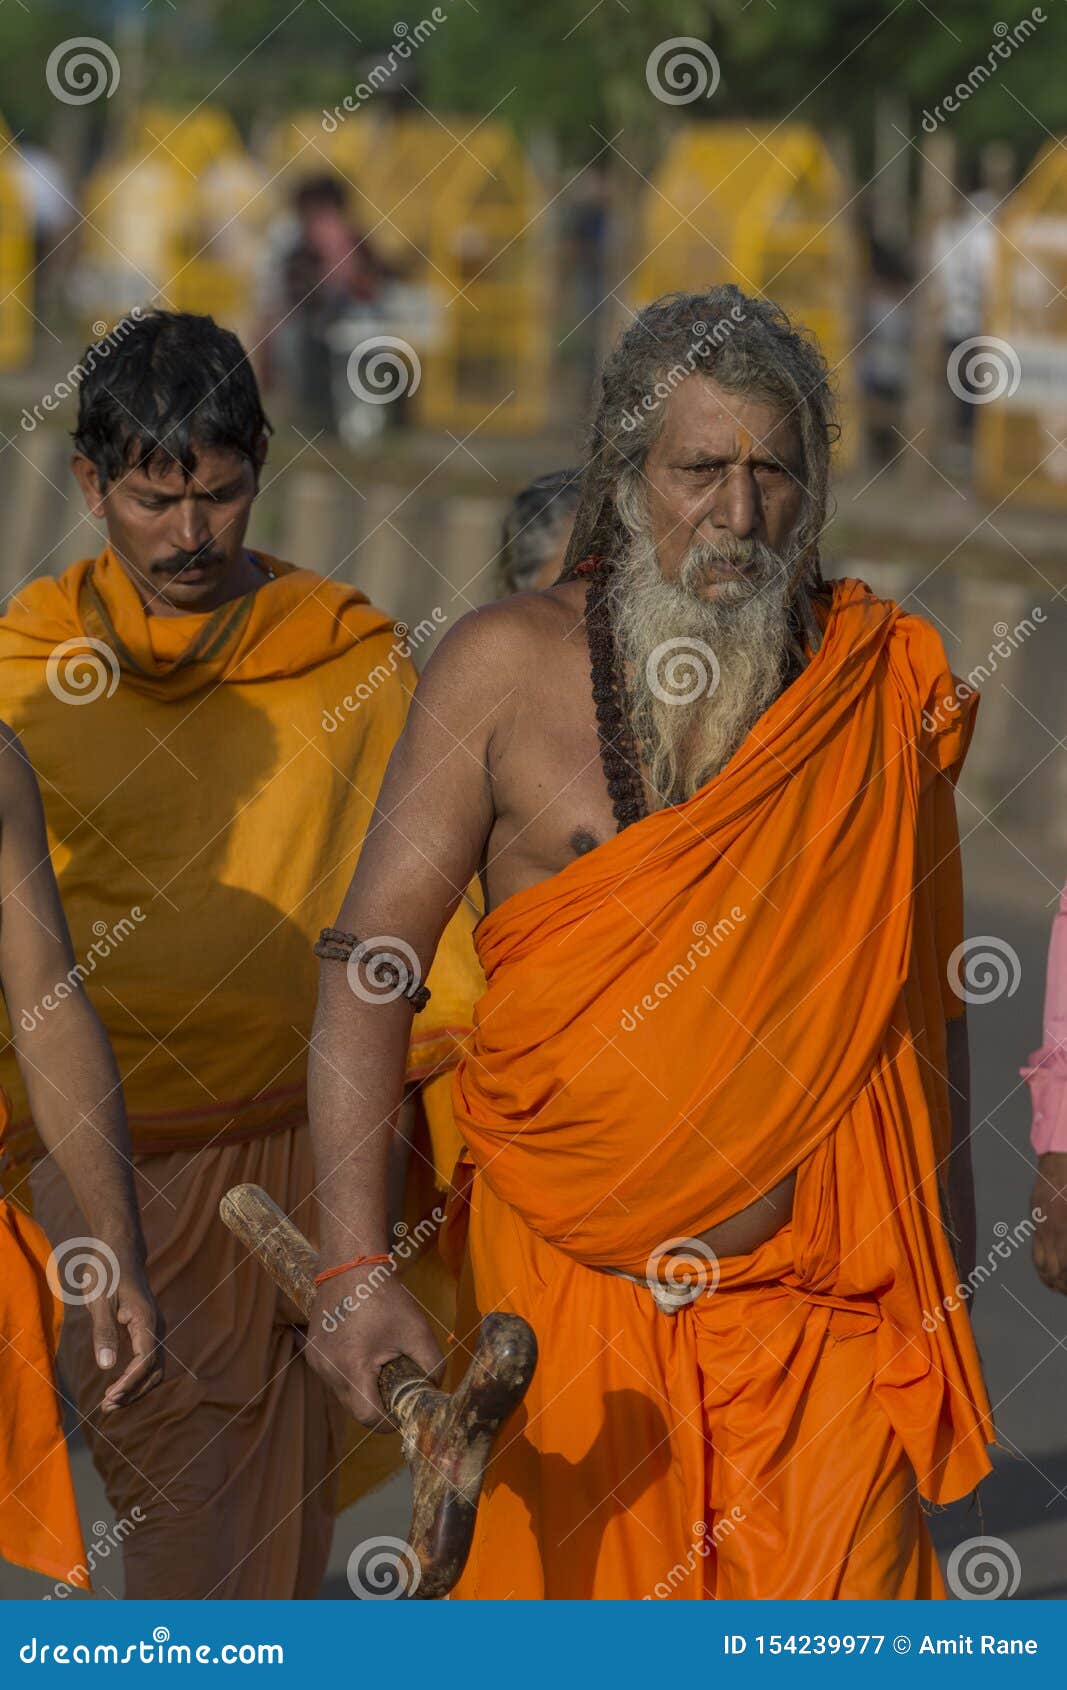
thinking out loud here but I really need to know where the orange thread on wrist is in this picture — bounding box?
[314,1253,392,1287]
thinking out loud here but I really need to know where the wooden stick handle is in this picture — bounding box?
[218,1183,436,1428]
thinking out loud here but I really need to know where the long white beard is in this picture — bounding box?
[610,524,796,805]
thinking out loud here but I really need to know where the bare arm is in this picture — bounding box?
[306,607,512,1426]
[0,726,163,1411]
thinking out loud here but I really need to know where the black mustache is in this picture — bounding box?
[154,551,226,574]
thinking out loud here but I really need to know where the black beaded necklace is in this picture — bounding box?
[576,555,649,831]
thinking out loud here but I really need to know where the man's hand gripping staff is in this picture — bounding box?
[219,1182,537,1599]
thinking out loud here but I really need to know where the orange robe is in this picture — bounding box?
[448,578,994,1599]
[0,1090,86,1587]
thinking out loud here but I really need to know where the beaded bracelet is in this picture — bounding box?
[313,928,432,1011]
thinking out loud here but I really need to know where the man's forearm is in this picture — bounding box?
[15,993,144,1260]
[307,963,417,1264]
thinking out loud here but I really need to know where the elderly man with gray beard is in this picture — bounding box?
[306,286,993,1599]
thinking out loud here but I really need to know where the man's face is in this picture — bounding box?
[72,440,266,615]
[640,375,805,598]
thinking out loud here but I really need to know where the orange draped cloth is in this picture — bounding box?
[448,578,994,1599]
[0,1091,86,1587]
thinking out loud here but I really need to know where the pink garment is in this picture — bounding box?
[1022,882,1067,1154]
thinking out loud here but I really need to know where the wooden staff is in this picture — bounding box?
[219,1182,536,1599]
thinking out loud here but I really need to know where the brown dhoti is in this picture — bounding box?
[31,1126,346,1599]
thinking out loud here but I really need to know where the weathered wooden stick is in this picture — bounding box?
[219,1182,537,1599]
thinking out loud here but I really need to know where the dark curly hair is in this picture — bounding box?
[72,308,271,488]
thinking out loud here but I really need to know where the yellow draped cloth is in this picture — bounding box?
[0,548,483,1589]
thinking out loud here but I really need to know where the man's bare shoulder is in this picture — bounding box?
[421,582,587,696]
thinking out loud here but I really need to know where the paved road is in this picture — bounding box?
[3,834,1064,1603]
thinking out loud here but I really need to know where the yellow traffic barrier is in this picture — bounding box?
[630,123,859,461]
[975,140,1067,508]
[0,113,34,370]
[268,112,550,433]
[79,107,268,341]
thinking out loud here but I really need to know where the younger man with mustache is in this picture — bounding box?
[308,286,992,1598]
[0,309,480,1597]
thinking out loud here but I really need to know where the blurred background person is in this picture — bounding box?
[496,467,582,596]
[256,174,395,434]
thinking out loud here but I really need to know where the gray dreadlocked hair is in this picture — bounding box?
[559,284,840,607]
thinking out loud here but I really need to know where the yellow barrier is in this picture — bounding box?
[630,123,859,461]
[270,112,550,433]
[975,139,1067,508]
[0,114,33,371]
[80,107,268,341]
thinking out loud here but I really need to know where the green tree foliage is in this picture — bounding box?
[3,0,1066,176]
